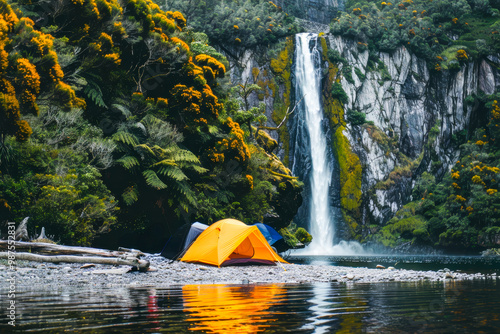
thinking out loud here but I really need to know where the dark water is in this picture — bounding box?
[1,280,500,333]
[289,255,500,274]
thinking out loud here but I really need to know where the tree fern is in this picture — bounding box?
[142,169,168,190]
[113,114,208,213]
[122,185,139,205]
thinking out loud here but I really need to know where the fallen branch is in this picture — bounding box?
[254,94,305,140]
[0,240,144,258]
[0,252,150,272]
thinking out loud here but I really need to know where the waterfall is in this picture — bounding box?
[292,33,365,256]
[294,33,335,254]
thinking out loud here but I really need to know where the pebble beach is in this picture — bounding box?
[1,254,497,290]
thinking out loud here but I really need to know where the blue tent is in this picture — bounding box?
[161,222,208,259]
[253,223,284,246]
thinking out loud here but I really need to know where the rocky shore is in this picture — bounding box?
[1,254,497,290]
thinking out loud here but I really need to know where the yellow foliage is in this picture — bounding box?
[14,119,32,142]
[487,188,498,195]
[156,97,168,108]
[195,54,226,78]
[54,81,86,109]
[252,67,260,81]
[246,174,254,190]
[472,175,483,184]
[104,53,121,65]
[98,32,114,48]
[170,36,190,52]
[456,49,468,60]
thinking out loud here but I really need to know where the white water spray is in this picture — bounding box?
[294,33,364,256]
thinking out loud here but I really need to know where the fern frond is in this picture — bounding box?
[207,125,220,135]
[116,156,139,170]
[134,144,156,158]
[157,165,188,181]
[152,159,177,168]
[122,185,139,205]
[111,104,132,117]
[143,169,168,190]
[173,182,198,208]
[171,149,201,163]
[190,165,209,174]
[112,131,139,146]
[140,114,161,128]
[84,80,108,109]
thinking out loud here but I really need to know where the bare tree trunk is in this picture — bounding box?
[0,252,150,271]
[254,95,305,140]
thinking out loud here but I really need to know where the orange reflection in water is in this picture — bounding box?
[183,284,285,333]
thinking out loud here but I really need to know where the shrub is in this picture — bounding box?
[331,82,349,104]
[346,109,366,125]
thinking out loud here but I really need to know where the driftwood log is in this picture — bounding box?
[0,240,149,272]
[0,252,150,271]
[0,240,145,258]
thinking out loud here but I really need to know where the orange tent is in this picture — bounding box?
[179,219,288,267]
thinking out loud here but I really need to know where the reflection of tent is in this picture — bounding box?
[180,219,288,267]
[252,223,288,253]
[183,284,285,333]
[161,222,208,259]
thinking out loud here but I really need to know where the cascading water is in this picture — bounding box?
[294,33,335,254]
[292,33,364,255]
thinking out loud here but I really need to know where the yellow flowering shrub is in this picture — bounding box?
[0,0,83,142]
[472,175,483,184]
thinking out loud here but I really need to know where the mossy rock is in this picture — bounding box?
[255,129,278,153]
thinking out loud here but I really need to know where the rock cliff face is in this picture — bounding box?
[327,34,500,230]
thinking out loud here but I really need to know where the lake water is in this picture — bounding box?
[289,254,500,274]
[1,256,500,333]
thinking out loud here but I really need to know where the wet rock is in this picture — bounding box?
[387,266,396,270]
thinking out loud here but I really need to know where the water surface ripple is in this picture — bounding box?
[1,280,499,333]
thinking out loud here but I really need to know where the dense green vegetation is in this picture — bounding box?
[0,0,305,250]
[163,0,299,50]
[332,0,500,69]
